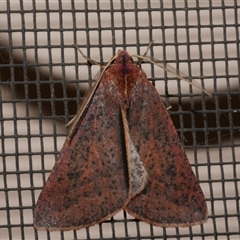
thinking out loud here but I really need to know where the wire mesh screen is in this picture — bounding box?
[0,0,240,239]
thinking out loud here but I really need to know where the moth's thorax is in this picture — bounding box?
[103,50,146,109]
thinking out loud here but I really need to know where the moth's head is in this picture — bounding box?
[114,50,134,65]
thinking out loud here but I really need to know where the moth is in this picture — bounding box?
[34,44,208,231]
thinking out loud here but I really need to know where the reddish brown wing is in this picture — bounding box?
[34,77,129,231]
[124,79,208,227]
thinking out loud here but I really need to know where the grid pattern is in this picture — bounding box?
[0,1,240,239]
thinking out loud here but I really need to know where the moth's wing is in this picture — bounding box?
[34,79,129,231]
[124,79,208,227]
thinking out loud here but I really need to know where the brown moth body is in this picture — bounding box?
[34,50,208,231]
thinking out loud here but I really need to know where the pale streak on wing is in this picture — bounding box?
[120,108,148,199]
